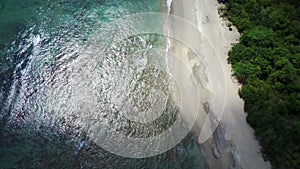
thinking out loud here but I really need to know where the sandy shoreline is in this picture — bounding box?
[169,0,272,168]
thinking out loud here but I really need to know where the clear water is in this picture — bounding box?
[0,0,204,168]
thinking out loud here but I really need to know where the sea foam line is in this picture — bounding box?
[165,0,173,72]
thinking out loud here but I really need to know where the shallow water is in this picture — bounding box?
[0,0,204,168]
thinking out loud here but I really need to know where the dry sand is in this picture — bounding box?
[169,0,272,168]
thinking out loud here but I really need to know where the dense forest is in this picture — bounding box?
[222,0,300,168]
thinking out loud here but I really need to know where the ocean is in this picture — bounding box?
[0,0,204,168]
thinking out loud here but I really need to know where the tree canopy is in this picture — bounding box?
[225,0,300,168]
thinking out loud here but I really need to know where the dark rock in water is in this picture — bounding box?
[213,126,230,154]
[219,0,226,4]
[203,102,210,114]
[176,146,186,156]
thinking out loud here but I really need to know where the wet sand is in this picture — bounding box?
[169,0,272,168]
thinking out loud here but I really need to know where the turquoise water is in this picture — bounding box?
[0,0,204,168]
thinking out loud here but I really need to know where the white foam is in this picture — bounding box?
[33,34,40,46]
[165,0,173,73]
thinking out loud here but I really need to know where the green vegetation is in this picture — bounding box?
[224,0,300,168]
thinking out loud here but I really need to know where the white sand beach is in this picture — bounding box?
[169,0,272,168]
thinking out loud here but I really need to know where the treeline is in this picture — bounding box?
[223,0,300,168]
